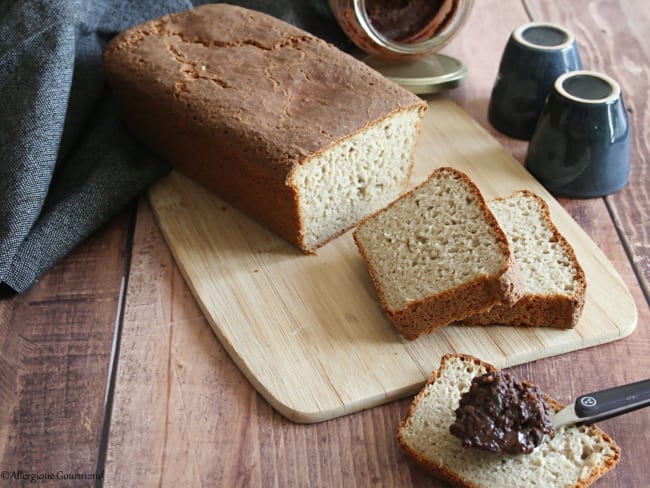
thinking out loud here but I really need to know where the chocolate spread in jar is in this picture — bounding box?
[365,0,459,43]
[449,370,555,455]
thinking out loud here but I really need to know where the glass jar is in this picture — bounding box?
[328,0,475,60]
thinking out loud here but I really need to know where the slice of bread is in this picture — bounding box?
[397,354,620,488]
[353,167,523,340]
[463,190,586,329]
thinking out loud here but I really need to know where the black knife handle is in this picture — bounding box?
[574,378,650,424]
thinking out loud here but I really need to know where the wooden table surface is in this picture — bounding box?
[1,0,648,486]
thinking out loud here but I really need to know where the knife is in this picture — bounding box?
[553,378,650,429]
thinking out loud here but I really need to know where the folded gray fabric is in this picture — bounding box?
[0,0,349,294]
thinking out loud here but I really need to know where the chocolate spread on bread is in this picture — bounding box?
[450,370,555,454]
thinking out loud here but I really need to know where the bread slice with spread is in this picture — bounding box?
[397,354,620,488]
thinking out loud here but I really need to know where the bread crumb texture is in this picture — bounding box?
[354,168,508,312]
[490,192,583,296]
[398,355,620,488]
[464,190,586,328]
[292,110,421,249]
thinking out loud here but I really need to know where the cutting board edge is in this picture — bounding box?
[247,322,638,424]
[145,188,640,424]
[145,93,640,425]
[147,172,639,424]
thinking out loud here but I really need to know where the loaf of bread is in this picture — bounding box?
[463,190,586,329]
[353,167,523,340]
[397,354,620,488]
[103,4,427,253]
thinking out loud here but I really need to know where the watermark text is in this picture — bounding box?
[1,470,104,484]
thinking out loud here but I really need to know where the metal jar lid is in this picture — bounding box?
[363,53,467,94]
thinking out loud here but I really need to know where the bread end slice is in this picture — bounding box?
[397,354,620,488]
[463,190,586,329]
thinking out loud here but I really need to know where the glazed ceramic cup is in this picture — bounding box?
[488,22,582,140]
[525,70,630,198]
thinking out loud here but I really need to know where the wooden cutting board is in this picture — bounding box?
[148,96,637,423]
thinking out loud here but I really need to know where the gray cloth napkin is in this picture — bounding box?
[0,0,349,294]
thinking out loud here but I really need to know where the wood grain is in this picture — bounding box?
[104,200,648,488]
[0,1,647,488]
[0,213,129,480]
[104,198,442,488]
[146,93,636,423]
[447,2,650,487]
[525,0,650,309]
[103,0,650,487]
[505,4,650,487]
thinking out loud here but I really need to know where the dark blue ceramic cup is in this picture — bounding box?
[488,22,582,140]
[525,71,630,198]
